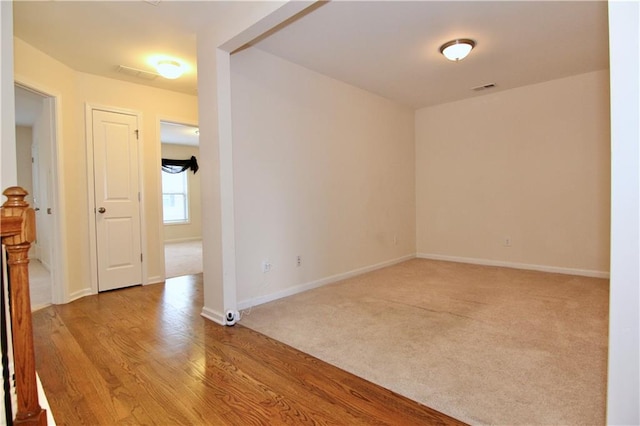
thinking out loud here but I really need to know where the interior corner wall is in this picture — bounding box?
[415,70,611,275]
[14,37,198,298]
[231,48,416,305]
[161,143,202,242]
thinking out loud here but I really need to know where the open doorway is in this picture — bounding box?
[159,121,202,279]
[14,84,58,310]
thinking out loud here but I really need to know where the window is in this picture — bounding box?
[162,171,189,224]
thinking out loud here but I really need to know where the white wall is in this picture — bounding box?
[607,1,640,423]
[415,70,611,276]
[1,0,16,190]
[15,126,33,205]
[231,48,415,306]
[161,143,202,242]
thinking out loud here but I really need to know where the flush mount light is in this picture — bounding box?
[439,39,476,62]
[156,60,184,79]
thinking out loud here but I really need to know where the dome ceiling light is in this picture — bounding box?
[155,60,184,79]
[439,39,476,62]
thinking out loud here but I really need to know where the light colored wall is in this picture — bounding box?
[607,2,640,423]
[231,48,415,306]
[14,37,198,298]
[1,0,16,190]
[415,70,611,276]
[161,143,202,242]
[15,126,33,205]
[14,37,80,299]
[76,73,198,284]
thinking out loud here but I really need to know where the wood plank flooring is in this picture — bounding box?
[32,275,465,425]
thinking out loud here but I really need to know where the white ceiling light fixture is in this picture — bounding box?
[439,39,476,61]
[156,60,184,79]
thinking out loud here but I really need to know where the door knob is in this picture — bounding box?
[98,207,106,214]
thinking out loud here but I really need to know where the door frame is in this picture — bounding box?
[156,116,200,281]
[85,103,146,293]
[14,78,66,304]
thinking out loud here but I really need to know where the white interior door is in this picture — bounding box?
[92,109,142,291]
[30,137,41,261]
[35,97,54,270]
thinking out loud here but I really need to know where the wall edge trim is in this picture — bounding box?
[237,254,416,311]
[67,288,94,303]
[416,253,610,278]
[146,275,164,285]
[201,306,226,326]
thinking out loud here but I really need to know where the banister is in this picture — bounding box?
[1,186,47,425]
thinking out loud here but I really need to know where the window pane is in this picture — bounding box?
[163,194,187,222]
[162,171,189,223]
[162,171,186,193]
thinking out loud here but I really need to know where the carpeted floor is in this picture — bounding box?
[164,240,203,279]
[240,258,609,425]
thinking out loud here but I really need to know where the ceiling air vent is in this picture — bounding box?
[472,83,496,92]
[117,65,159,81]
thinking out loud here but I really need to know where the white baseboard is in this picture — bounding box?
[31,302,52,312]
[146,275,163,285]
[416,253,610,279]
[164,237,202,244]
[68,288,94,303]
[237,254,415,311]
[201,306,226,326]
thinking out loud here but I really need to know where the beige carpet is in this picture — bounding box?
[164,240,203,279]
[240,258,609,425]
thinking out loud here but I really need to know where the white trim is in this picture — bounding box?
[85,104,98,294]
[201,306,226,326]
[85,103,145,293]
[416,253,610,279]
[237,254,415,311]
[68,288,94,303]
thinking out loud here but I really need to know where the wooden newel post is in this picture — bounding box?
[1,187,46,425]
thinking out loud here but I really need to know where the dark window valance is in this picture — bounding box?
[162,156,199,174]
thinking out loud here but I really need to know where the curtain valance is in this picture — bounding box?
[162,156,199,174]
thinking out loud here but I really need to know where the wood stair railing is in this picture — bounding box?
[1,187,47,425]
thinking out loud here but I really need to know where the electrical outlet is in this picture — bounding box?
[504,237,512,247]
[261,260,272,273]
[296,255,301,267]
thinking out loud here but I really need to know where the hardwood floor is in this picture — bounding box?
[32,275,465,425]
